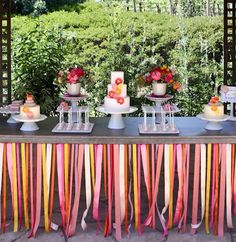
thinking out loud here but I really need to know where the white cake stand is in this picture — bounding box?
[12,114,47,131]
[197,114,229,131]
[96,106,138,129]
[145,94,173,123]
[0,107,20,123]
[62,94,87,122]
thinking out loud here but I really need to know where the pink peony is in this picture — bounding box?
[150,70,161,81]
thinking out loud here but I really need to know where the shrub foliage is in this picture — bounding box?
[11,1,223,116]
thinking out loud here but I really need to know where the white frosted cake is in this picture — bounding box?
[104,71,130,112]
[20,94,40,119]
[203,96,224,119]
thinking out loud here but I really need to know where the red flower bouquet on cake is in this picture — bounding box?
[140,65,182,96]
[56,66,85,96]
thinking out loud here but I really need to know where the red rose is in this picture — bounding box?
[145,75,152,84]
[75,67,84,77]
[165,73,173,83]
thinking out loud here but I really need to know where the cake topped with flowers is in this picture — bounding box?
[203,96,224,119]
[104,71,130,112]
[20,93,40,119]
[140,65,182,96]
[56,66,85,96]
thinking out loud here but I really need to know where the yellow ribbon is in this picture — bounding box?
[21,143,29,229]
[42,144,49,232]
[169,144,173,229]
[90,144,95,191]
[205,143,211,233]
[12,143,18,232]
[132,144,138,229]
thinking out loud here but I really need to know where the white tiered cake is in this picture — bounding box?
[203,96,224,119]
[104,71,130,112]
[20,94,40,119]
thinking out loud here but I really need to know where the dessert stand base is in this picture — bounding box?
[197,114,229,131]
[138,124,179,134]
[96,106,138,130]
[108,114,125,129]
[7,115,19,124]
[12,114,47,132]
[20,122,39,131]
[52,123,94,133]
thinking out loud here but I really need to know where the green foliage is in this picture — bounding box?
[12,26,67,115]
[11,1,224,117]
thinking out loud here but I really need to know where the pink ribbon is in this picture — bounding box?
[151,144,155,229]
[181,144,190,233]
[114,144,122,241]
[210,144,217,228]
[92,144,103,229]
[28,144,42,237]
[137,144,141,234]
[68,144,84,236]
[173,144,183,225]
[56,144,65,230]
[143,144,164,229]
[191,144,200,234]
[66,144,75,236]
[218,144,226,237]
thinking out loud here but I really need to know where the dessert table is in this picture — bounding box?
[0,116,235,240]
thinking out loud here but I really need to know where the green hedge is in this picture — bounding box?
[11,1,224,116]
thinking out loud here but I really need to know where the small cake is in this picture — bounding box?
[20,94,40,119]
[8,100,23,112]
[104,71,130,112]
[203,96,224,119]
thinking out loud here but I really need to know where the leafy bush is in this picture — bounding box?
[11,1,224,117]
[12,26,67,115]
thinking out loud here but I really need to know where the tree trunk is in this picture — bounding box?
[206,0,210,16]
[139,1,142,12]
[126,0,129,11]
[133,0,137,12]
[169,0,178,15]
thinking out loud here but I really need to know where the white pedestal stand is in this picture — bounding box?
[197,114,229,131]
[145,94,173,123]
[62,94,86,123]
[0,107,20,123]
[12,115,47,131]
[96,106,138,129]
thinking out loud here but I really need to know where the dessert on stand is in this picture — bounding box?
[62,93,87,123]
[0,100,23,123]
[139,103,179,134]
[12,94,46,131]
[140,65,182,123]
[97,71,137,129]
[56,66,88,123]
[197,96,229,130]
[145,93,173,123]
[52,101,94,133]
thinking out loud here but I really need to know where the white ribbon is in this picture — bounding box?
[226,144,233,228]
[119,144,125,223]
[161,144,170,223]
[81,144,92,230]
